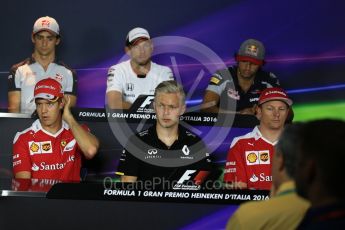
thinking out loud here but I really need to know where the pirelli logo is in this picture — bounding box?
[245,151,270,165]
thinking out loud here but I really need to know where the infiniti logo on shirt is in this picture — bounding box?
[148,149,157,155]
[145,149,161,159]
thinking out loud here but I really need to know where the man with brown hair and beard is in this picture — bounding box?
[201,39,280,115]
[106,27,174,109]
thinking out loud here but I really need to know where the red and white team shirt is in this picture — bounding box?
[224,126,276,190]
[12,120,85,181]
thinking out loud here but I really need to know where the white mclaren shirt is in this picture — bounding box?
[106,60,174,104]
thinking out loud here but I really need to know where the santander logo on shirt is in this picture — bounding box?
[31,155,75,172]
[249,174,259,182]
[249,173,272,183]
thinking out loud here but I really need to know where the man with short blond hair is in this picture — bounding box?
[116,80,211,182]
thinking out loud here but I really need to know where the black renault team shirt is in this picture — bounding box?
[116,124,212,182]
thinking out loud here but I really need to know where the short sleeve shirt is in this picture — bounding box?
[206,66,280,111]
[12,120,87,181]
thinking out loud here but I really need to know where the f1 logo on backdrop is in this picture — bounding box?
[133,95,155,113]
[140,96,154,108]
[177,170,196,184]
[176,170,210,185]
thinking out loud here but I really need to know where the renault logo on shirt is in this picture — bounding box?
[182,145,190,155]
[148,149,157,155]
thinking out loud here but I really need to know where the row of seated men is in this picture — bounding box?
[9,16,291,190]
[12,77,290,188]
[10,78,345,229]
[6,15,345,230]
[8,16,279,116]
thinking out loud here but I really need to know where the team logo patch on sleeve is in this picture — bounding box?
[227,89,240,100]
[63,139,76,152]
[54,73,64,82]
[210,76,220,85]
